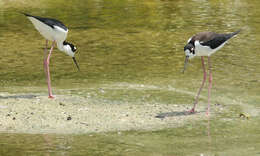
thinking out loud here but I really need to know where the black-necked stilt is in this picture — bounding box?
[22,13,80,98]
[183,30,240,115]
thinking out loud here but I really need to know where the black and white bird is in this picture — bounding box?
[22,13,80,98]
[183,30,240,115]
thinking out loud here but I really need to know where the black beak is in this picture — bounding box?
[72,57,80,71]
[182,56,189,74]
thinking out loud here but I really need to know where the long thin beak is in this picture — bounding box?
[72,57,80,71]
[182,56,189,74]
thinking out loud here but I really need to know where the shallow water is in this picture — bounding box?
[0,0,260,155]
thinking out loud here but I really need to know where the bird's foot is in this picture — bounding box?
[188,108,196,114]
[206,111,210,117]
[48,95,55,99]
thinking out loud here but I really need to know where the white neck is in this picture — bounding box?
[57,42,75,57]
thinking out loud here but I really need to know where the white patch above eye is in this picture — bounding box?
[187,37,192,43]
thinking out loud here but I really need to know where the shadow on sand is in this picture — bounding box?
[155,111,202,119]
[0,95,36,99]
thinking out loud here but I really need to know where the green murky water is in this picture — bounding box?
[0,0,260,155]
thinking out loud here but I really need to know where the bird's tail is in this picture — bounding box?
[18,12,32,17]
[226,30,241,39]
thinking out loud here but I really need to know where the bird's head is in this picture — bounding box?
[63,41,77,57]
[183,43,195,73]
[184,43,195,59]
[62,41,80,71]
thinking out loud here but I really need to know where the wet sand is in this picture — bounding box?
[0,91,206,134]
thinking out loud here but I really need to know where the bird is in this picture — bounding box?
[183,30,240,115]
[22,13,80,98]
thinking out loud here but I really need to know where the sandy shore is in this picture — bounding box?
[0,90,206,134]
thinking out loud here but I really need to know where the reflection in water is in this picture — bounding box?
[207,117,212,154]
[43,134,52,156]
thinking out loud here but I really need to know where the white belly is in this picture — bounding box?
[27,17,68,42]
[195,40,226,56]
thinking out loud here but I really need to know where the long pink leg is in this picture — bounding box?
[44,40,48,73]
[189,56,207,113]
[207,56,212,116]
[44,41,55,98]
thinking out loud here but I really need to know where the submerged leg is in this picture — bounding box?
[189,56,207,113]
[207,56,212,116]
[44,41,55,98]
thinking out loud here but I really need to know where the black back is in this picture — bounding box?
[188,30,240,49]
[200,31,240,49]
[200,34,229,49]
[22,13,68,31]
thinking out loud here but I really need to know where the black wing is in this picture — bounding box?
[22,13,68,31]
[200,30,240,49]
